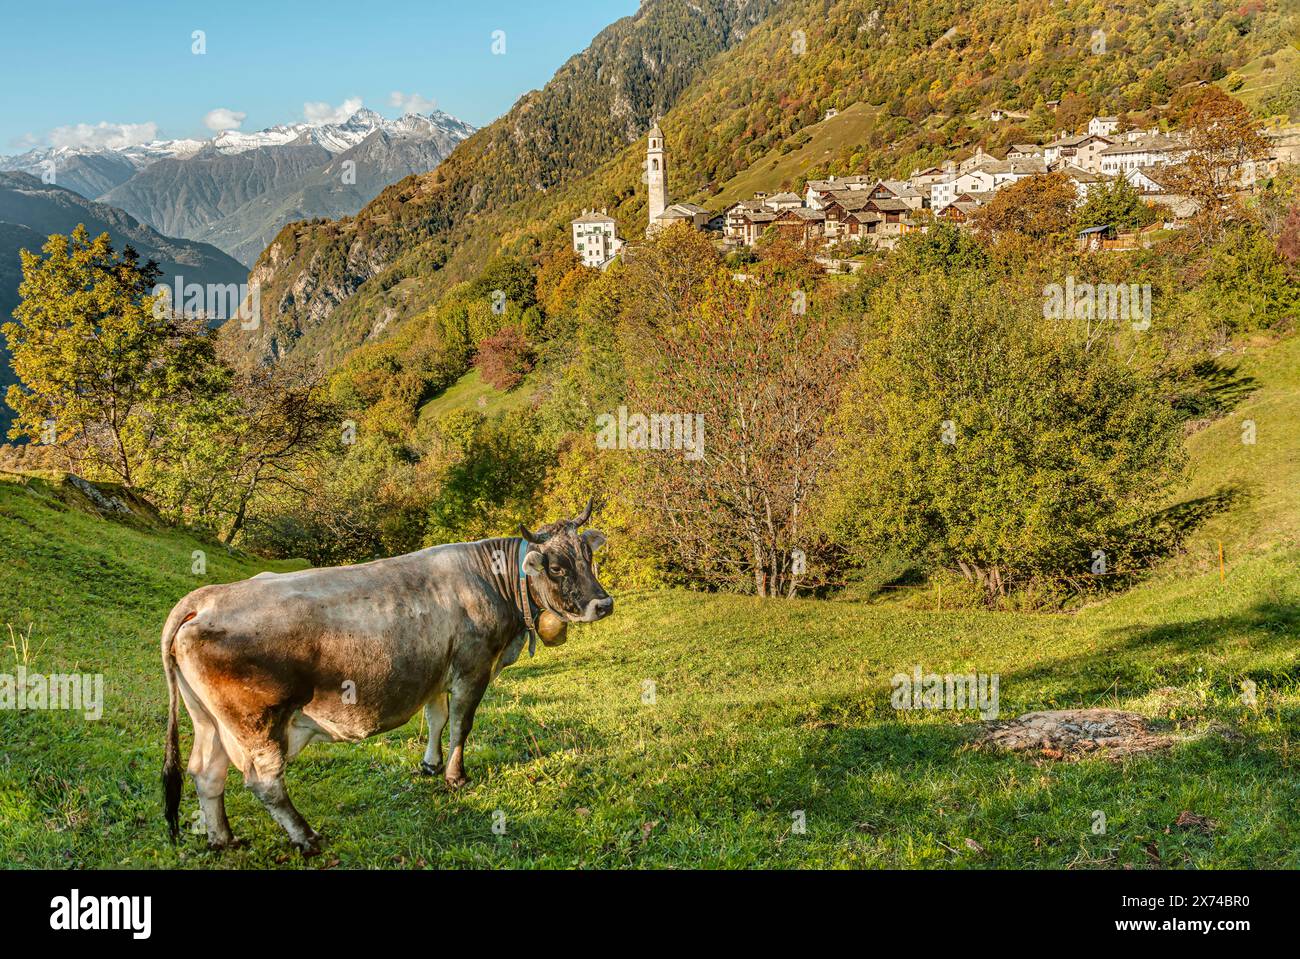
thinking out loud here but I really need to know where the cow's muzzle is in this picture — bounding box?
[579,596,614,622]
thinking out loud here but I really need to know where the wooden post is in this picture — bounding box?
[1219,541,1225,583]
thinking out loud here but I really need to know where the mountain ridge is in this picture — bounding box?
[0,109,476,266]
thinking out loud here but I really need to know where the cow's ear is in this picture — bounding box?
[523,550,546,576]
[583,529,607,552]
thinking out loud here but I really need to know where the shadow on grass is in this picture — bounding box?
[989,599,1300,705]
[1173,358,1259,419]
[1114,485,1247,571]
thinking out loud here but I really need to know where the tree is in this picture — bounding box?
[1164,88,1270,238]
[474,325,535,390]
[616,223,722,321]
[1279,205,1300,267]
[207,364,339,544]
[971,172,1078,247]
[822,273,1185,604]
[621,267,856,597]
[891,221,989,275]
[3,227,225,487]
[1074,176,1157,231]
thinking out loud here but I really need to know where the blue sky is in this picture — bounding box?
[0,0,640,153]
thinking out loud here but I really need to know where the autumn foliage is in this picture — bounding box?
[474,325,535,390]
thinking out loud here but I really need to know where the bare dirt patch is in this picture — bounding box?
[976,709,1191,759]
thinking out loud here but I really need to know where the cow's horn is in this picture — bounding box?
[573,497,594,527]
[519,523,542,544]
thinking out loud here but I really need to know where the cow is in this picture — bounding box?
[160,500,612,855]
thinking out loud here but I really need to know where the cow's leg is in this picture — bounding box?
[188,719,235,848]
[420,692,449,776]
[245,741,321,855]
[177,672,236,848]
[445,676,490,789]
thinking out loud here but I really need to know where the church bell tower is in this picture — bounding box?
[646,121,666,236]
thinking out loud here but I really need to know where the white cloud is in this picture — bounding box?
[302,96,364,125]
[44,121,159,150]
[203,108,247,132]
[388,91,438,115]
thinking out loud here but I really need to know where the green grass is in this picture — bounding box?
[416,367,537,432]
[1218,46,1299,116]
[695,102,883,211]
[2,331,1299,869]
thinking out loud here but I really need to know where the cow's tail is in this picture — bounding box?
[160,605,192,843]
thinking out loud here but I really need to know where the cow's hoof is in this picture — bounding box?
[207,836,245,852]
[295,833,323,857]
[419,760,444,777]
[444,774,471,790]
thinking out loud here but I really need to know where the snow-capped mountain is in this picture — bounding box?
[0,106,476,265]
[207,107,389,155]
[211,108,475,155]
[0,139,206,196]
[3,107,472,168]
[1,138,206,172]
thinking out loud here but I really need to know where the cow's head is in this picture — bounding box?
[520,498,613,623]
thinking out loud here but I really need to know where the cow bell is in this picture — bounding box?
[537,610,568,646]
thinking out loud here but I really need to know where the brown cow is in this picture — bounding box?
[161,501,612,854]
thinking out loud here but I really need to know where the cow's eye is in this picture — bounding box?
[551,562,567,577]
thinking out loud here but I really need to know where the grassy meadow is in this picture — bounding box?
[0,332,1297,869]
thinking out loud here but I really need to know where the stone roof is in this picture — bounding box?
[572,210,616,224]
[777,207,826,221]
[1045,132,1112,149]
[872,178,910,195]
[824,190,875,211]
[1058,164,1110,183]
[868,198,910,212]
[981,157,1047,175]
[1099,133,1182,156]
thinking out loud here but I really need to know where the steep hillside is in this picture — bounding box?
[27,151,139,199]
[0,173,248,289]
[237,0,1289,370]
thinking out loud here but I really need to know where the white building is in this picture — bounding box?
[571,210,623,268]
[1043,133,1113,173]
[931,166,997,209]
[930,156,1049,209]
[1088,116,1120,137]
[1098,133,1189,176]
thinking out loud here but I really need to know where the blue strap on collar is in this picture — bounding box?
[518,539,538,657]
